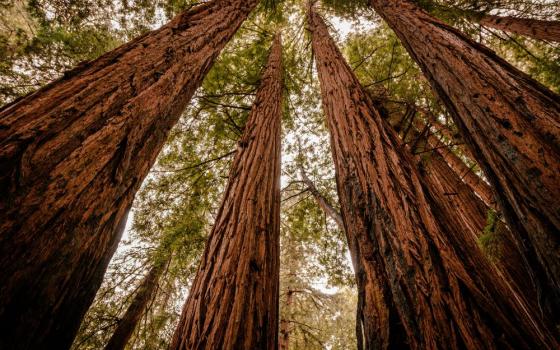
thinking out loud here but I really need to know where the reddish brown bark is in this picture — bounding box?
[279,289,293,350]
[0,1,258,349]
[383,94,556,328]
[478,14,560,42]
[309,7,557,349]
[372,94,542,326]
[371,0,560,321]
[169,36,283,350]
[104,257,169,350]
[411,115,496,209]
[409,129,540,321]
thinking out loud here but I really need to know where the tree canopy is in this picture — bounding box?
[1,0,558,349]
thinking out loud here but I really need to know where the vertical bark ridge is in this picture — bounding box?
[0,1,259,348]
[370,0,560,320]
[407,126,541,322]
[170,35,283,350]
[309,7,557,349]
[410,114,496,209]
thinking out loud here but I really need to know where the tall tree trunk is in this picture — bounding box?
[379,92,541,327]
[104,257,169,350]
[408,127,541,322]
[424,3,560,42]
[169,35,283,350]
[0,1,258,349]
[370,0,560,322]
[408,104,476,163]
[279,289,293,350]
[404,116,543,315]
[309,7,557,349]
[477,14,560,42]
[410,114,496,209]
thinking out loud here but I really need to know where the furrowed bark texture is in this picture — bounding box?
[409,129,540,323]
[478,14,560,42]
[371,0,560,319]
[376,96,541,323]
[104,258,168,350]
[411,115,496,209]
[309,8,556,349]
[170,36,282,350]
[0,1,258,348]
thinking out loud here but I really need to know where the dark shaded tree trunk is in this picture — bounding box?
[279,289,293,350]
[104,257,169,350]
[0,1,259,348]
[407,104,478,162]
[408,127,541,323]
[374,93,544,328]
[309,7,557,349]
[388,100,495,208]
[477,14,560,42]
[169,35,283,350]
[370,0,560,323]
[410,114,496,209]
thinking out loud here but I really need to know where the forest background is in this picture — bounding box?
[1,0,558,349]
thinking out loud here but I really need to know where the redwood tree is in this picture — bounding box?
[378,98,539,315]
[406,124,539,317]
[169,35,282,350]
[389,101,496,208]
[104,257,169,350]
[477,14,560,42]
[309,7,557,349]
[411,113,496,209]
[370,0,560,319]
[0,1,259,348]
[417,1,560,42]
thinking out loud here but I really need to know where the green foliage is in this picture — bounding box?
[0,0,124,103]
[4,1,558,349]
[478,209,502,262]
[321,0,369,18]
